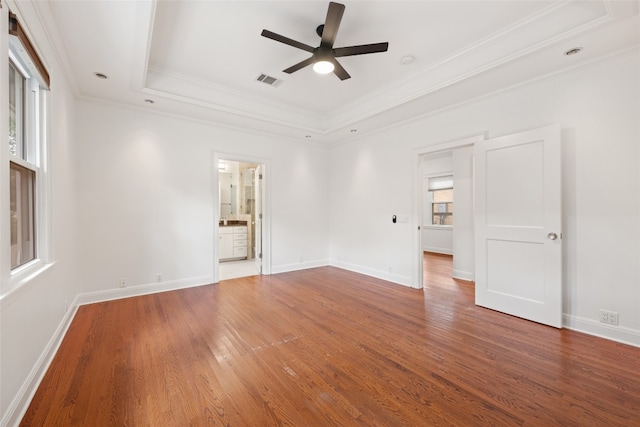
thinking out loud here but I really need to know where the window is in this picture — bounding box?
[9,59,39,269]
[9,62,24,157]
[428,176,453,226]
[10,162,36,268]
[7,11,50,273]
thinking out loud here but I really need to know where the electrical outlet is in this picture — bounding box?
[600,309,619,325]
[156,273,162,283]
[600,310,609,323]
[119,278,127,288]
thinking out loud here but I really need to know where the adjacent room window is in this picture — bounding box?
[428,175,453,226]
[8,11,50,271]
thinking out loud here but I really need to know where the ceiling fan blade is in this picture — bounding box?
[283,56,315,74]
[333,42,389,57]
[331,59,351,80]
[261,29,315,53]
[320,2,345,49]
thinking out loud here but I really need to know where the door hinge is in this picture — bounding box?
[259,173,263,179]
[259,253,262,259]
[259,213,263,219]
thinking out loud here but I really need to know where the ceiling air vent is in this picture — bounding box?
[256,74,283,87]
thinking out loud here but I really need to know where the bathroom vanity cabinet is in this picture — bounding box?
[219,225,248,261]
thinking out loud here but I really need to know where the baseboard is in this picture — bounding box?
[422,247,453,255]
[330,260,413,288]
[452,269,474,281]
[563,314,640,348]
[271,259,329,275]
[1,275,217,427]
[75,275,213,306]
[1,300,79,427]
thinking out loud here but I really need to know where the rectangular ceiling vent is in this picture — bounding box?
[256,74,283,87]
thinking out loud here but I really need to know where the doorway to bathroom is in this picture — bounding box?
[215,156,267,281]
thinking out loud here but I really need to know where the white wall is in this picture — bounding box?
[422,227,453,255]
[0,2,79,425]
[1,10,638,426]
[421,151,453,254]
[452,146,474,281]
[329,49,640,345]
[75,102,331,295]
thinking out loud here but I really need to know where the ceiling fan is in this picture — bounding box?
[261,1,389,81]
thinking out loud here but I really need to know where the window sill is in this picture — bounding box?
[1,260,55,304]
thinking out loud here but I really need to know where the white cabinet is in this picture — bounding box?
[219,225,247,261]
[219,229,234,260]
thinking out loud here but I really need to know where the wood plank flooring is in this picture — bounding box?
[21,253,640,426]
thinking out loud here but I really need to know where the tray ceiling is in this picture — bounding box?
[29,0,640,144]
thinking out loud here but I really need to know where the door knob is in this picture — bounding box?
[547,232,558,241]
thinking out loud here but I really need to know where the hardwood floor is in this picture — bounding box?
[21,253,640,426]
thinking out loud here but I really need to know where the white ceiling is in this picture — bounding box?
[30,0,640,144]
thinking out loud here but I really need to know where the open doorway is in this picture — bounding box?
[217,158,264,280]
[421,151,454,257]
[421,151,456,289]
[415,134,482,289]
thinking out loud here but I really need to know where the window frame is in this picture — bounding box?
[431,188,453,226]
[10,158,37,270]
[9,60,25,157]
[2,8,52,297]
[423,174,454,229]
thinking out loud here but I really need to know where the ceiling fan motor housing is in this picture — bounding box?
[260,1,389,80]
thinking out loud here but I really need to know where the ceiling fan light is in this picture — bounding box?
[313,60,334,74]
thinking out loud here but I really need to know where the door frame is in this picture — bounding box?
[412,133,486,289]
[212,151,271,283]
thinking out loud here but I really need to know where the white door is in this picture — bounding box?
[474,124,562,327]
[254,165,263,274]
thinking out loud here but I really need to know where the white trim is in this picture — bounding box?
[0,275,215,427]
[412,133,486,289]
[330,260,412,288]
[563,314,640,348]
[1,261,53,304]
[0,298,78,427]
[423,247,453,256]
[76,276,212,306]
[130,0,156,91]
[4,41,52,298]
[212,152,271,284]
[271,259,329,275]
[422,225,453,231]
[452,269,474,282]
